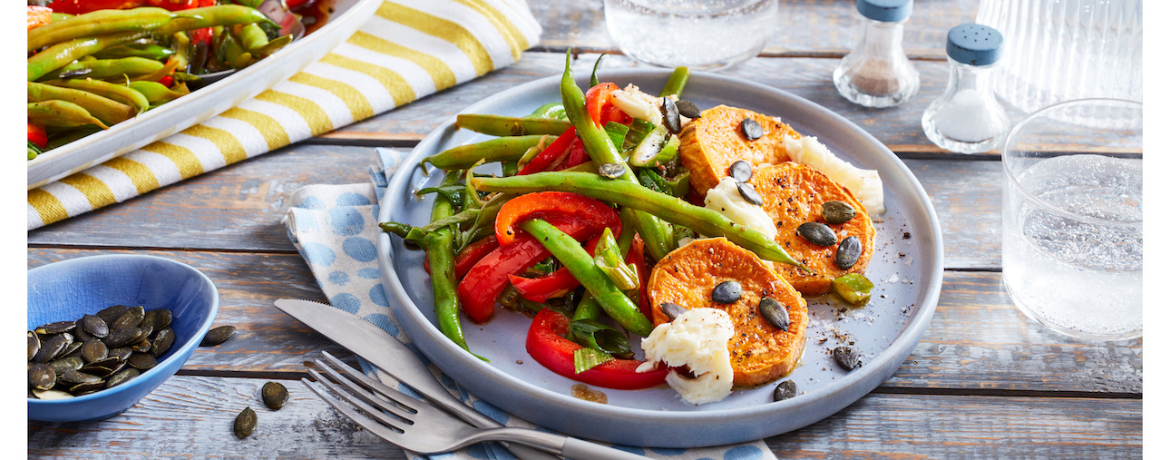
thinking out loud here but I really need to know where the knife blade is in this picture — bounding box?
[274,298,562,460]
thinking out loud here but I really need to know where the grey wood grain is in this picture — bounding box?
[25,248,1142,394]
[325,52,994,151]
[28,375,1140,459]
[532,0,982,59]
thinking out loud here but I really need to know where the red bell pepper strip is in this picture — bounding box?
[28,6,52,31]
[517,127,576,176]
[600,104,632,126]
[585,83,620,127]
[455,235,499,278]
[507,235,601,303]
[28,123,48,149]
[626,235,652,321]
[495,191,620,247]
[526,309,667,390]
[459,215,594,323]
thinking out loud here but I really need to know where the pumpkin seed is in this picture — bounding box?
[59,341,83,360]
[711,280,743,304]
[32,389,73,400]
[660,97,681,134]
[151,328,175,357]
[82,339,108,363]
[835,236,862,270]
[675,99,701,119]
[149,309,172,331]
[131,336,152,353]
[261,382,288,410]
[832,346,861,371]
[34,333,72,363]
[128,352,157,371]
[27,331,39,362]
[60,370,101,384]
[108,347,133,361]
[73,323,94,342]
[48,356,84,375]
[36,321,76,335]
[772,380,797,402]
[736,182,763,206]
[96,305,129,325]
[741,117,763,140]
[202,326,237,346]
[103,326,140,348]
[758,297,789,331]
[29,364,56,390]
[105,368,139,388]
[797,222,837,247]
[821,201,856,225]
[234,407,257,438]
[729,160,753,183]
[80,314,109,338]
[659,302,687,321]
[111,306,145,331]
[69,381,105,393]
[598,162,626,179]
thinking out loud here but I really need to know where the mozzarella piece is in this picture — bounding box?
[637,308,735,405]
[783,135,886,217]
[704,177,777,240]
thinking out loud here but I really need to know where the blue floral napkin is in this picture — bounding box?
[283,147,778,460]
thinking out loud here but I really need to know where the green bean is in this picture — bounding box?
[28,82,135,126]
[45,126,102,150]
[50,13,74,23]
[128,81,184,104]
[520,218,652,336]
[28,8,174,52]
[28,145,40,161]
[428,172,471,352]
[471,171,808,270]
[28,101,109,130]
[155,5,271,36]
[28,31,149,81]
[559,50,674,261]
[572,292,601,322]
[251,34,291,58]
[501,160,519,176]
[46,78,150,114]
[458,192,514,252]
[379,221,412,238]
[527,102,565,120]
[237,23,269,52]
[41,57,164,81]
[422,135,547,170]
[171,32,191,73]
[94,44,175,61]
[455,114,571,137]
[658,67,689,97]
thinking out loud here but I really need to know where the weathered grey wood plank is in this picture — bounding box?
[28,375,1140,459]
[532,0,981,59]
[26,248,1142,394]
[326,52,993,152]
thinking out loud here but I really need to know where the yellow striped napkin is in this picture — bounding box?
[27,0,542,230]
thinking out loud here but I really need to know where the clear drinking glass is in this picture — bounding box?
[1001,99,1142,341]
[603,0,778,71]
[976,0,1142,115]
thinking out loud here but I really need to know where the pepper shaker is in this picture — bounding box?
[833,0,919,108]
[921,23,1009,153]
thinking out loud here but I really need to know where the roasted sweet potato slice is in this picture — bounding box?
[752,162,875,295]
[647,238,807,388]
[678,105,802,199]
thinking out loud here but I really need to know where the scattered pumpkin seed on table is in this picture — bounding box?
[261,382,289,410]
[234,407,258,438]
[202,325,237,346]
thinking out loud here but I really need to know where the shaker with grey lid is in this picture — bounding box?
[921,23,1009,153]
[833,0,920,108]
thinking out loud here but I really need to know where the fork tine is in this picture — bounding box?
[306,368,420,429]
[301,377,408,443]
[317,351,426,408]
[309,362,419,417]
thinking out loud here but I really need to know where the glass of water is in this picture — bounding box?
[1001,99,1142,341]
[603,0,778,71]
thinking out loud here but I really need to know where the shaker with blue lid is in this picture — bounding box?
[833,0,920,108]
[921,23,1010,153]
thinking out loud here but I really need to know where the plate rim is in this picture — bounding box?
[377,67,943,447]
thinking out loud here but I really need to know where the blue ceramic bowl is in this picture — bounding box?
[28,254,219,422]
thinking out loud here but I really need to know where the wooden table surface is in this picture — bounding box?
[29,1,1142,458]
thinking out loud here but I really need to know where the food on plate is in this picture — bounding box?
[678,105,802,199]
[647,238,807,388]
[382,51,881,404]
[25,0,312,159]
[752,162,875,295]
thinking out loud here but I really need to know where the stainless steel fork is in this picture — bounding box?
[302,353,649,459]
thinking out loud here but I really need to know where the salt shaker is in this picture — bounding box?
[833,0,919,108]
[921,23,1009,154]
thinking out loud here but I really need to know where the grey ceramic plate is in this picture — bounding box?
[377,68,943,448]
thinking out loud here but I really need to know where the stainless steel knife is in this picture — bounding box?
[273,298,563,460]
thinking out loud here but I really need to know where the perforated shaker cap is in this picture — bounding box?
[856,0,913,22]
[946,23,1003,66]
